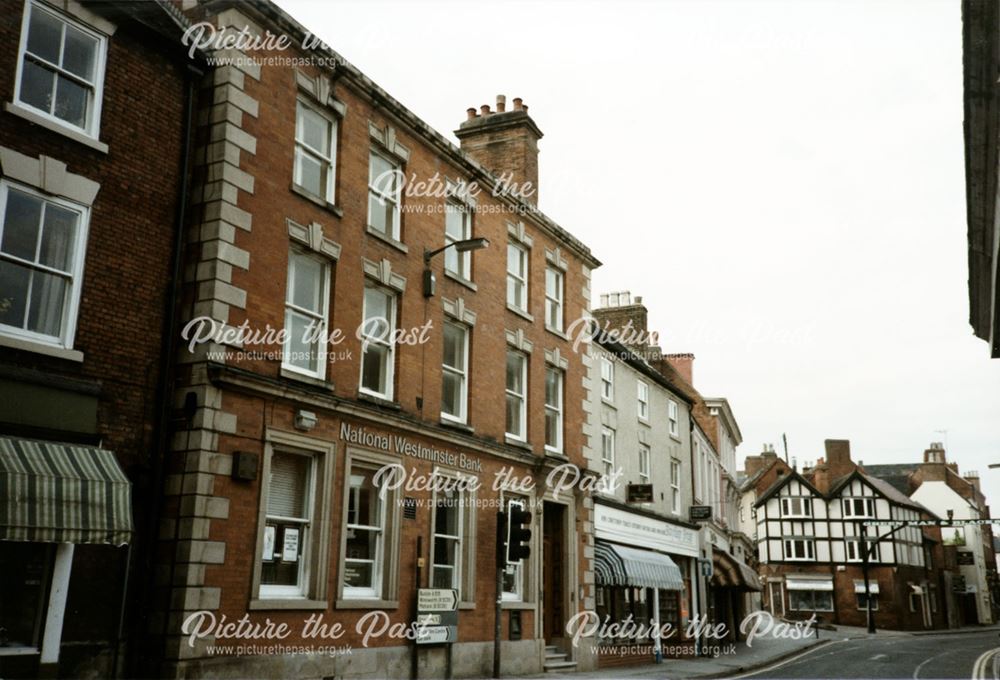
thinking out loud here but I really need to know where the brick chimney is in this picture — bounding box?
[824,439,856,481]
[591,292,658,353]
[664,353,695,386]
[744,443,779,480]
[924,442,947,464]
[965,471,981,494]
[455,95,542,205]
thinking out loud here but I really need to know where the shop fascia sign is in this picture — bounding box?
[341,422,483,473]
[594,503,699,557]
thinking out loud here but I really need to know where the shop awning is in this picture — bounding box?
[711,548,763,591]
[785,576,834,592]
[0,436,132,545]
[595,540,685,590]
[853,580,880,594]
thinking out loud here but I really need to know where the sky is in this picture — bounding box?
[280,0,1000,507]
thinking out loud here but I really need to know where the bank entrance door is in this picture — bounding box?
[543,503,566,642]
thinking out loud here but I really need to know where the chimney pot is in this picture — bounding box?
[480,105,491,116]
[467,107,477,120]
[522,104,528,113]
[513,97,523,111]
[496,95,506,112]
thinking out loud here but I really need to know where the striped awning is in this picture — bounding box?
[0,436,133,545]
[595,540,685,590]
[711,548,763,591]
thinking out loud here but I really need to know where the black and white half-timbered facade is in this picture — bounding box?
[748,440,946,631]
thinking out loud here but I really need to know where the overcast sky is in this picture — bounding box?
[281,0,1000,507]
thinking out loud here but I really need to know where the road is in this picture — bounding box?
[739,630,1000,679]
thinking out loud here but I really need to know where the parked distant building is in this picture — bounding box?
[0,1,197,677]
[962,0,1000,358]
[584,314,701,669]
[743,440,947,631]
[865,442,999,626]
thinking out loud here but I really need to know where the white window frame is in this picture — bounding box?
[780,497,813,518]
[440,321,469,423]
[282,248,330,380]
[506,241,528,312]
[842,497,875,519]
[444,200,472,280]
[505,350,528,441]
[601,427,615,480]
[429,471,466,595]
[783,538,815,561]
[668,399,679,437]
[637,380,649,420]
[367,149,401,240]
[544,266,563,332]
[638,444,650,484]
[0,181,89,350]
[14,0,108,140]
[294,99,337,203]
[343,464,387,600]
[359,283,396,400]
[846,539,880,563]
[670,459,681,514]
[259,450,316,599]
[600,357,614,401]
[788,589,833,612]
[544,366,564,453]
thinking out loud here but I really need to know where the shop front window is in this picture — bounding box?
[0,541,50,651]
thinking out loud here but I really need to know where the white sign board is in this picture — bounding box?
[594,503,700,557]
[417,588,458,612]
[416,625,455,645]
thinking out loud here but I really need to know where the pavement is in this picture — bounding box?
[526,619,1000,680]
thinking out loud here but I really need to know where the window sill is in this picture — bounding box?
[290,184,343,217]
[506,304,533,322]
[335,598,399,610]
[280,366,334,390]
[440,417,474,434]
[366,225,408,253]
[0,333,83,362]
[544,445,564,456]
[501,600,534,610]
[5,102,108,154]
[0,646,39,657]
[601,397,616,408]
[357,390,401,410]
[505,435,531,451]
[459,601,476,611]
[545,326,569,341]
[443,270,477,292]
[249,598,328,611]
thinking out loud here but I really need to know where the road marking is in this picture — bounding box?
[913,650,951,679]
[725,640,839,679]
[971,647,1000,679]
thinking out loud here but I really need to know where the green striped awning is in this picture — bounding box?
[595,540,685,591]
[0,436,133,545]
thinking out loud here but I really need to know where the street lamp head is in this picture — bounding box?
[453,237,490,253]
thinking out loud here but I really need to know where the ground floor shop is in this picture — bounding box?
[0,436,133,679]
[761,565,945,631]
[590,500,701,669]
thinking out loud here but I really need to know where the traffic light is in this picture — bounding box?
[507,506,532,563]
[496,510,508,569]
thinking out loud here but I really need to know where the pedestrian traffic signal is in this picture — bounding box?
[507,507,532,563]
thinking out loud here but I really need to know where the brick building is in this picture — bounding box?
[150,1,602,677]
[0,1,197,677]
[744,440,948,631]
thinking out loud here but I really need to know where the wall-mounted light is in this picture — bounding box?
[422,237,490,297]
[295,409,317,431]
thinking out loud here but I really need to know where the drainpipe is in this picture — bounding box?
[132,62,200,678]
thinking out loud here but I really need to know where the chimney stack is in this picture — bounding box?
[824,439,856,480]
[924,442,947,464]
[664,353,695,386]
[456,94,542,205]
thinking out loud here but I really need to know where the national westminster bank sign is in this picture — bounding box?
[341,422,483,473]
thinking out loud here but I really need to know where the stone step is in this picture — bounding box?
[545,651,568,662]
[544,660,578,672]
